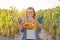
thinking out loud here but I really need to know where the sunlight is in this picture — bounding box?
[0,0,60,11]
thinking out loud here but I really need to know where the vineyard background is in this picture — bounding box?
[0,6,60,40]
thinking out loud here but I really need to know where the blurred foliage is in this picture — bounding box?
[40,6,60,36]
[0,6,60,37]
[0,7,19,37]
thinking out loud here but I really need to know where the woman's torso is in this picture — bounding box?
[22,18,38,39]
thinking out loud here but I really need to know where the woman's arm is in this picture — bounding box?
[20,20,25,33]
[20,19,26,33]
[37,17,43,32]
[37,23,42,32]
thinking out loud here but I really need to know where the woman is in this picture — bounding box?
[20,7,41,40]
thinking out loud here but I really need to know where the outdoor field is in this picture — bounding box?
[0,0,60,40]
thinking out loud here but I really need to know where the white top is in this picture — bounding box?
[26,29,36,39]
